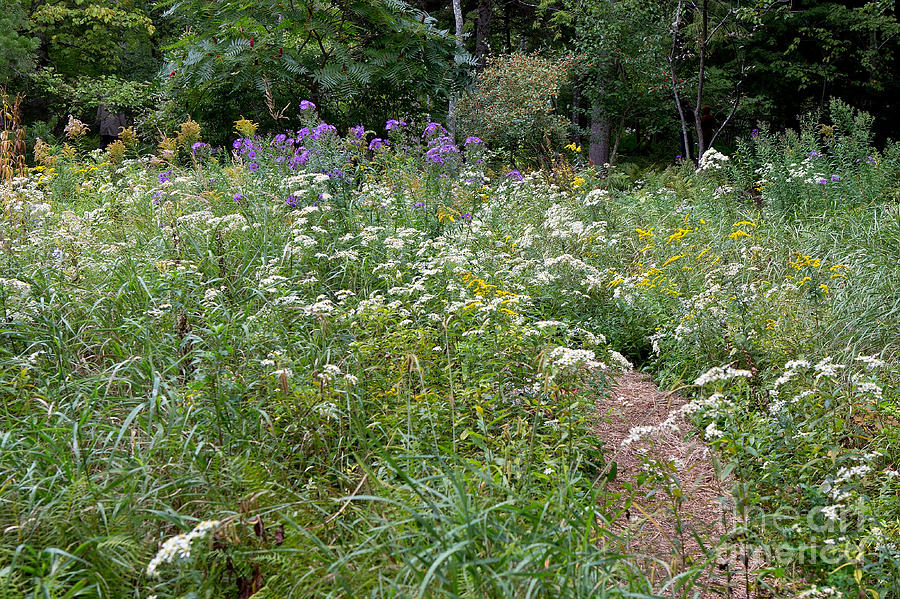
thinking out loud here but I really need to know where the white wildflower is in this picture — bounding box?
[146,519,221,578]
[694,365,753,386]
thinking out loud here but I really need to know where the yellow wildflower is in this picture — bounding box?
[662,254,685,267]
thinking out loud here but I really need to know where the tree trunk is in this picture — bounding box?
[589,102,611,166]
[694,0,708,160]
[504,0,511,51]
[475,0,492,67]
[668,0,692,162]
[448,0,464,137]
[609,113,626,166]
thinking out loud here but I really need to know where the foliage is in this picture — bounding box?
[26,0,155,75]
[0,1,38,77]
[156,0,464,141]
[562,0,672,139]
[28,69,155,117]
[454,52,573,160]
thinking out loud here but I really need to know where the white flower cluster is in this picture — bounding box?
[773,359,811,388]
[622,425,655,446]
[693,365,753,386]
[583,188,610,207]
[146,519,221,578]
[546,346,606,378]
[543,204,585,240]
[813,357,843,379]
[704,421,725,440]
[697,148,730,171]
[797,586,843,598]
[855,354,887,369]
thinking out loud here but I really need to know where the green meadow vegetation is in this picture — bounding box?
[2,98,900,598]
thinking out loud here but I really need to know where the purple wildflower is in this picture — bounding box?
[152,192,163,205]
[751,128,759,136]
[233,193,244,202]
[506,170,524,181]
[422,122,448,138]
[816,177,828,185]
[385,119,406,131]
[369,138,386,150]
[414,202,426,208]
[312,123,337,140]
[249,162,259,172]
[426,140,460,165]
[462,212,472,220]
[351,125,365,138]
[464,136,483,145]
[831,174,841,182]
[247,150,257,160]
[191,142,209,154]
[285,195,298,207]
[328,169,343,179]
[158,171,170,184]
[297,127,311,140]
[299,100,316,111]
[807,150,823,159]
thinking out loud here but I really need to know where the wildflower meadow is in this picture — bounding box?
[2,97,900,598]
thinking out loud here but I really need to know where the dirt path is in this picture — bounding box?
[593,371,769,598]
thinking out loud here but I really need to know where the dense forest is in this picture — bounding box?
[3,0,900,161]
[3,1,900,598]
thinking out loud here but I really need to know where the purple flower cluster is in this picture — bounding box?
[292,148,310,168]
[351,125,365,139]
[506,170,524,181]
[285,194,299,207]
[299,100,316,111]
[311,123,337,140]
[425,136,460,166]
[369,138,386,151]
[807,150,823,159]
[385,119,406,131]
[422,122,449,139]
[158,170,172,184]
[191,142,210,155]
[234,133,319,172]
[464,136,483,145]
